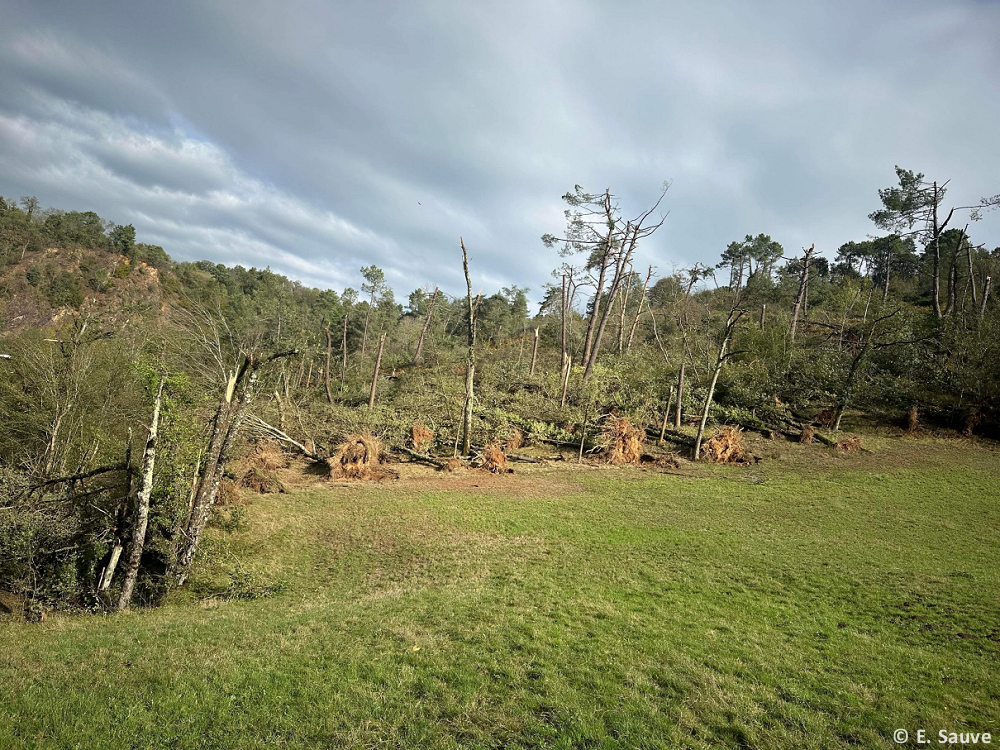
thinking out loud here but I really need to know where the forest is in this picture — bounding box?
[1,166,999,615]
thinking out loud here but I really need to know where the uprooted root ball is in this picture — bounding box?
[834,436,863,452]
[603,416,645,465]
[411,423,434,452]
[331,433,382,479]
[481,442,508,474]
[799,424,815,444]
[703,425,747,464]
[504,429,525,452]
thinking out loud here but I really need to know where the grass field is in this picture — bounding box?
[3,436,1000,749]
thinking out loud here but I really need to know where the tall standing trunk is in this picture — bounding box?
[626,265,653,350]
[324,325,333,403]
[932,182,943,319]
[529,327,539,376]
[582,255,609,366]
[789,244,814,341]
[979,276,992,319]
[460,240,476,456]
[559,354,572,408]
[413,287,438,364]
[340,313,349,392]
[560,273,568,365]
[674,363,685,429]
[117,377,165,610]
[305,360,313,389]
[965,227,978,309]
[97,434,132,592]
[617,264,632,354]
[368,332,385,409]
[658,386,675,445]
[693,312,742,460]
[361,292,376,356]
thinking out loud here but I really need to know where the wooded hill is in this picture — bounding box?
[1,167,999,615]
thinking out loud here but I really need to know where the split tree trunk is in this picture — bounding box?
[413,287,438,364]
[117,376,165,610]
[368,332,386,409]
[324,326,333,403]
[529,328,539,376]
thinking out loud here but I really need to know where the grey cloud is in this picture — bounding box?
[1,0,999,303]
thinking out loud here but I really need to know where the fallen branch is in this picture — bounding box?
[395,446,449,469]
[247,416,329,465]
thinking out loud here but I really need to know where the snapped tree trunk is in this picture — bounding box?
[981,276,992,319]
[560,354,571,408]
[413,287,438,364]
[529,327,539,376]
[341,313,348,392]
[117,376,165,610]
[674,363,685,429]
[324,326,333,403]
[789,244,814,341]
[693,312,742,459]
[932,182,943,318]
[560,273,568,365]
[626,265,653,350]
[460,239,476,456]
[658,385,675,445]
[368,332,386,409]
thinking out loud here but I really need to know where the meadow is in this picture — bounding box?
[3,435,999,749]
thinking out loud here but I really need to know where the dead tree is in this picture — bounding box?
[413,287,439,364]
[117,376,165,610]
[693,309,746,460]
[626,265,654,350]
[324,325,334,403]
[460,239,477,456]
[789,244,815,341]
[340,313,349,392]
[368,332,386,409]
[674,363,685,429]
[174,347,297,586]
[529,327,539,376]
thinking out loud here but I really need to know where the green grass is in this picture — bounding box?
[3,437,1000,748]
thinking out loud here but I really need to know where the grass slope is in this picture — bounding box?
[2,438,999,749]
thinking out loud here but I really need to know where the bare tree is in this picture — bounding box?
[368,332,386,409]
[413,287,439,364]
[460,239,477,456]
[117,376,166,610]
[789,244,815,341]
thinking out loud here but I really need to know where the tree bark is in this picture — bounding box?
[341,313,349,392]
[324,325,333,403]
[693,312,742,459]
[674,363,685,429]
[658,386,675,445]
[116,376,165,610]
[789,244,814,341]
[368,332,386,409]
[981,276,992,319]
[932,182,943,318]
[560,273,568,365]
[626,265,653,350]
[413,287,438,364]
[529,327,539,376]
[560,354,571,408]
[460,239,476,456]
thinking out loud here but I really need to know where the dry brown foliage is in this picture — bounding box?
[703,425,747,464]
[799,424,815,444]
[442,457,464,472]
[816,408,836,427]
[216,478,244,506]
[481,441,508,474]
[907,406,921,434]
[239,466,285,493]
[834,436,863,452]
[504,429,525,452]
[248,441,288,471]
[331,433,382,479]
[238,441,287,493]
[962,409,981,437]
[411,422,434,452]
[603,415,645,465]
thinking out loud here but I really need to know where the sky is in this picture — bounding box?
[1,0,999,303]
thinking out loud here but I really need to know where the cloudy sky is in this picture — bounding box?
[1,0,999,302]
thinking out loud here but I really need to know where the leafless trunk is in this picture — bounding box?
[965,228,978,308]
[361,292,375,356]
[789,244,814,341]
[674,363,685,429]
[529,327,539,376]
[932,182,943,318]
[626,265,653,350]
[658,385,675,445]
[324,325,333,403]
[413,287,438,364]
[693,312,743,460]
[460,239,476,456]
[117,376,165,610]
[617,263,632,353]
[341,313,348,392]
[305,360,313,389]
[368,332,386,409]
[759,303,766,328]
[981,276,992,319]
[560,273,568,364]
[560,354,571,408]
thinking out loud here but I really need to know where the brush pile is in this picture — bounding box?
[799,424,815,444]
[602,415,645,465]
[906,406,921,434]
[239,441,287,493]
[410,422,434,452]
[216,478,244,506]
[480,441,508,473]
[504,429,525,452]
[702,425,747,464]
[834,436,863,452]
[330,433,382,479]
